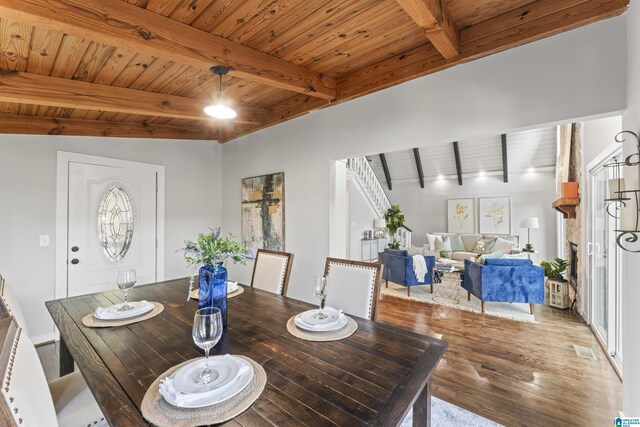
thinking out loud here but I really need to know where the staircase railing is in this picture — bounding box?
[346,157,391,218]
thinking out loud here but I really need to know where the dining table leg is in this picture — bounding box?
[59,338,75,376]
[413,382,431,427]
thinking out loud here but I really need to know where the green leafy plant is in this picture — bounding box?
[384,204,405,249]
[179,227,252,298]
[540,257,568,281]
[439,250,449,259]
[180,227,251,269]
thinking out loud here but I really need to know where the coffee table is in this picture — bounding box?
[433,264,463,304]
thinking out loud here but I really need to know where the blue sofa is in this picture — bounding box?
[378,248,436,296]
[463,258,545,314]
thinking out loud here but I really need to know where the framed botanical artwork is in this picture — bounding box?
[241,172,285,254]
[447,199,475,233]
[478,197,511,234]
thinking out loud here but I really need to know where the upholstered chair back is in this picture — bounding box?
[251,249,294,296]
[324,258,382,320]
[0,318,58,426]
[1,283,29,337]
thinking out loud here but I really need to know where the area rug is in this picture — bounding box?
[382,282,537,323]
[400,396,502,426]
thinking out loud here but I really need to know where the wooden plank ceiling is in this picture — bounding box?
[0,0,629,142]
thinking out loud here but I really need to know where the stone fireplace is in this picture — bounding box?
[557,123,583,314]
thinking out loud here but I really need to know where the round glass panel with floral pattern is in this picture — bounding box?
[98,186,134,263]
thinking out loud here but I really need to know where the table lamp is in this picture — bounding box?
[519,217,539,249]
[374,218,386,238]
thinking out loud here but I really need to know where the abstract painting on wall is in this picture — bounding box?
[447,199,475,233]
[241,172,285,254]
[478,196,511,234]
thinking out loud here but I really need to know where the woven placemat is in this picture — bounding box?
[189,286,244,300]
[141,356,266,427]
[286,316,358,342]
[82,302,164,328]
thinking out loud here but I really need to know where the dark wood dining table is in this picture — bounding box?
[46,278,447,426]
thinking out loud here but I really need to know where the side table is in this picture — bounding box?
[433,266,462,304]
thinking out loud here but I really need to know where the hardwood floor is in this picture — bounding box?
[377,291,621,427]
[37,291,620,427]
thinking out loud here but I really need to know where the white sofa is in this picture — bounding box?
[423,232,521,261]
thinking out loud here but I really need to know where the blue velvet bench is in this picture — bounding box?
[462,258,545,314]
[378,248,436,297]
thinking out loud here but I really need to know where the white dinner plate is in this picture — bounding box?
[299,308,342,326]
[190,282,240,300]
[227,281,239,293]
[94,301,154,320]
[173,355,241,394]
[162,357,253,408]
[295,313,348,332]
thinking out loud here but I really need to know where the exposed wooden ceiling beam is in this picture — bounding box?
[452,141,462,186]
[501,133,509,183]
[0,70,265,125]
[218,94,331,143]
[413,148,425,188]
[395,0,459,59]
[0,113,217,140]
[337,0,628,101]
[379,153,393,191]
[0,0,336,99]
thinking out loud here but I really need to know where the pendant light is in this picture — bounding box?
[204,65,237,120]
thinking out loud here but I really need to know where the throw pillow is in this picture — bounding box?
[448,234,465,252]
[482,251,504,262]
[426,233,439,250]
[492,237,516,253]
[472,238,496,254]
[434,235,452,252]
[408,245,426,256]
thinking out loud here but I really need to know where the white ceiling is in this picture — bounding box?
[367,127,557,186]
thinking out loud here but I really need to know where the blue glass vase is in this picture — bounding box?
[198,263,228,327]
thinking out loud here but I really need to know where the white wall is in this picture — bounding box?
[622,0,640,416]
[385,171,557,262]
[583,116,623,165]
[0,134,221,342]
[222,17,627,305]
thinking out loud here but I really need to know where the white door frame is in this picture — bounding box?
[55,151,165,301]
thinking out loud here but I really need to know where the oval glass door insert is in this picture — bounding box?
[98,186,134,262]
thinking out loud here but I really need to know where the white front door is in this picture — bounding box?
[67,161,157,297]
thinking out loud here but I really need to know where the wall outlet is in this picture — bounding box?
[39,235,50,247]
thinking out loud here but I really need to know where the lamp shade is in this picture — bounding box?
[374,218,386,228]
[204,103,237,119]
[519,217,539,229]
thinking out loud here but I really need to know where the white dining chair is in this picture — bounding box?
[1,281,30,337]
[0,317,107,427]
[323,258,383,320]
[250,249,294,296]
[0,291,107,427]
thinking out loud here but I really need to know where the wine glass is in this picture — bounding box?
[116,269,137,311]
[312,275,328,320]
[192,307,223,385]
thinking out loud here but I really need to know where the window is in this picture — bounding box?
[98,186,134,262]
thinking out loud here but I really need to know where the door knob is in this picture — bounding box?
[71,246,79,252]
[70,258,79,265]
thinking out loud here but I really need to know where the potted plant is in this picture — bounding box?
[540,257,568,282]
[180,227,250,325]
[384,204,405,249]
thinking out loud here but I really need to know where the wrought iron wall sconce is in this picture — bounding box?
[605,131,640,252]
